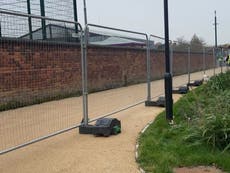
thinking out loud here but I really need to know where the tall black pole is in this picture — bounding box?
[164,0,173,121]
[73,0,78,33]
[27,0,33,39]
[214,11,217,49]
[40,0,46,40]
[214,11,220,72]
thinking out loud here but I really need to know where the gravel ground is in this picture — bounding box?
[0,68,226,173]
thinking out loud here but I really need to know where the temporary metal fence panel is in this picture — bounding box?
[149,35,189,94]
[190,47,202,82]
[148,36,219,92]
[0,9,84,155]
[188,47,191,84]
[171,45,191,88]
[188,46,212,83]
[187,46,227,84]
[148,34,167,99]
[82,24,150,124]
[203,47,206,75]
[0,9,225,155]
[216,47,229,73]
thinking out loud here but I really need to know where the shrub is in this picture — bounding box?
[183,72,230,152]
[205,71,230,94]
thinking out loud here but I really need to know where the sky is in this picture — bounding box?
[76,0,229,45]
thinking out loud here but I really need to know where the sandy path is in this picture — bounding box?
[0,68,226,173]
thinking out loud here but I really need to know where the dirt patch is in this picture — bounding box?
[174,166,225,173]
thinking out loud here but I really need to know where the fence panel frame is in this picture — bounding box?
[0,9,84,155]
[81,23,151,125]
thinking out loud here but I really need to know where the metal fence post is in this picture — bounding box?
[81,0,88,110]
[188,47,191,84]
[82,27,89,126]
[146,36,151,102]
[203,47,206,74]
[213,48,216,75]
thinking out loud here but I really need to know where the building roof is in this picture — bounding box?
[90,36,145,46]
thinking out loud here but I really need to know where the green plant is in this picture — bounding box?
[138,71,230,173]
[202,113,230,151]
[185,89,230,152]
[205,71,230,94]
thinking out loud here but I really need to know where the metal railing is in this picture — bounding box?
[0,9,227,155]
[81,23,150,126]
[149,34,219,89]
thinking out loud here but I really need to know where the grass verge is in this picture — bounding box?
[137,71,230,173]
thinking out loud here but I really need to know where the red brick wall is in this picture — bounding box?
[87,46,147,90]
[0,39,214,108]
[0,40,82,106]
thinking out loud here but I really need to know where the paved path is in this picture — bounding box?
[0,68,225,173]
